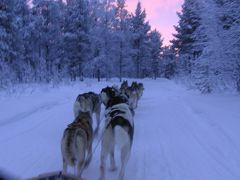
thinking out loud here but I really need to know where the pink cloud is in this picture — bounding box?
[126,0,183,45]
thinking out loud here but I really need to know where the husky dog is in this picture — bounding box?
[99,88,134,180]
[74,92,101,134]
[124,86,138,110]
[137,82,144,98]
[120,80,129,94]
[128,81,144,101]
[100,86,121,106]
[61,112,93,178]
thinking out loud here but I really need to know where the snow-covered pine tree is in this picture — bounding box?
[45,0,64,83]
[0,0,17,88]
[193,0,236,93]
[83,0,101,78]
[148,29,163,79]
[52,0,65,83]
[188,1,211,93]
[12,0,32,83]
[113,0,132,81]
[32,0,64,83]
[86,0,117,80]
[160,46,176,79]
[171,0,202,77]
[130,2,151,78]
[63,0,90,81]
[216,0,240,92]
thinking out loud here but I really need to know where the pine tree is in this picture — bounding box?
[148,29,163,79]
[87,0,117,80]
[171,0,202,76]
[31,0,64,82]
[113,0,132,81]
[216,0,240,91]
[63,0,90,81]
[161,46,176,79]
[130,2,151,78]
[12,0,32,83]
[0,0,17,88]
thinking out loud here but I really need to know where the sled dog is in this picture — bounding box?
[137,82,144,98]
[74,92,101,134]
[99,88,134,180]
[61,112,93,178]
[120,80,129,94]
[130,81,144,100]
[100,86,121,106]
[124,86,138,110]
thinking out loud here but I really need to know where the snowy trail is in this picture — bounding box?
[0,79,240,180]
[0,101,66,127]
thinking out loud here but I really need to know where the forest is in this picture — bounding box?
[0,0,239,93]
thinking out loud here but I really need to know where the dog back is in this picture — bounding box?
[61,112,93,167]
[105,96,134,148]
[61,127,87,166]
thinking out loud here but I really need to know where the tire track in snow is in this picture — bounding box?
[0,100,69,128]
[180,100,240,179]
[0,99,72,144]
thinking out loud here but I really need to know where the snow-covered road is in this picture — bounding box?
[0,79,240,180]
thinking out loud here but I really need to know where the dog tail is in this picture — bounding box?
[114,126,130,149]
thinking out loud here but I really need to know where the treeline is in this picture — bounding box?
[171,0,240,93]
[0,0,170,89]
[1,0,239,93]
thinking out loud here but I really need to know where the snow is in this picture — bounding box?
[0,79,240,180]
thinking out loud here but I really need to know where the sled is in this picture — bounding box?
[28,171,83,180]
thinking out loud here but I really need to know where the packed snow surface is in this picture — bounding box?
[0,79,240,180]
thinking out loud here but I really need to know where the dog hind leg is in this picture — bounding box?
[119,144,130,180]
[77,159,85,178]
[109,148,117,171]
[62,158,67,175]
[94,110,101,136]
[84,140,93,168]
[99,128,113,180]
[76,147,86,178]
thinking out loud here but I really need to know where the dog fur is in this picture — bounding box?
[74,92,101,135]
[120,80,128,94]
[124,87,138,110]
[61,112,93,178]
[130,81,144,100]
[99,88,134,180]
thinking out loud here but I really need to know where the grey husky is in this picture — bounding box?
[61,112,93,179]
[99,87,134,180]
[74,92,101,135]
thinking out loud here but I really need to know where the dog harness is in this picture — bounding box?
[106,116,134,145]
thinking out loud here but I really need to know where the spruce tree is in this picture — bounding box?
[171,0,202,76]
[63,0,90,81]
[0,0,16,87]
[130,2,151,78]
[114,0,132,81]
[148,30,163,79]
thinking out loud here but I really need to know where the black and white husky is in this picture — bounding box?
[61,112,93,179]
[74,92,101,135]
[99,87,134,180]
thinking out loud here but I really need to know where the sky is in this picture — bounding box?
[126,0,183,45]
